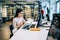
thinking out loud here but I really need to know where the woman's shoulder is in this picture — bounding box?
[13,17,17,20]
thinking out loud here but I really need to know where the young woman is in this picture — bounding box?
[10,9,26,38]
[13,8,26,30]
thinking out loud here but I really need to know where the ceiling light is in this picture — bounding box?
[4,6,9,7]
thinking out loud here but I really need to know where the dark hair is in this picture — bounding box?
[14,8,23,17]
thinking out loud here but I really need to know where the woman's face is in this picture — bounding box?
[18,12,23,17]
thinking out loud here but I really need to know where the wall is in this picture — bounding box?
[42,0,58,20]
[49,0,57,20]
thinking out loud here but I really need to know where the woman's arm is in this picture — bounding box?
[13,19,18,28]
[22,17,26,24]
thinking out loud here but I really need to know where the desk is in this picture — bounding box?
[10,28,49,40]
[10,21,51,40]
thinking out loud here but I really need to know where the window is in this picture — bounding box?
[57,2,60,13]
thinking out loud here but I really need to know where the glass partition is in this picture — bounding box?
[57,2,60,13]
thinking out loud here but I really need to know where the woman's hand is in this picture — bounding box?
[20,22,24,26]
[17,22,23,27]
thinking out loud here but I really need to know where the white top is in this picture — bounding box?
[13,17,25,28]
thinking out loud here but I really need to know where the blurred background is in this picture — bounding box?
[0,0,60,40]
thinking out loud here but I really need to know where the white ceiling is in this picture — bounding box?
[12,0,50,2]
[0,0,50,2]
[0,0,51,5]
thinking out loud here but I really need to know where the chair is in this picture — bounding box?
[9,24,14,38]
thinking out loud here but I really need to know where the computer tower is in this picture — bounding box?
[52,14,60,28]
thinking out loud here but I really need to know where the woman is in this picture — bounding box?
[13,8,25,34]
